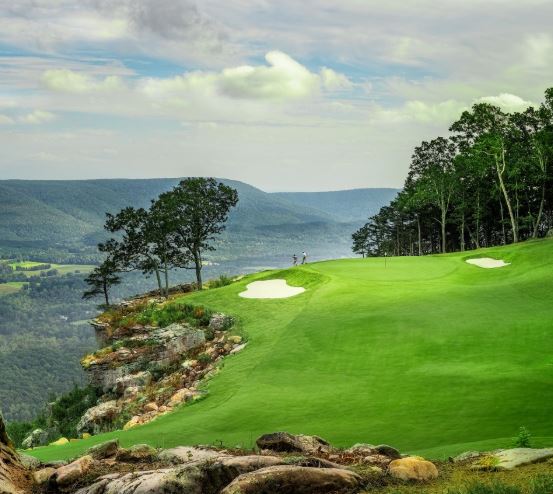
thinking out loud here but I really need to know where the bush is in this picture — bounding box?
[210,275,233,289]
[513,426,532,448]
[197,353,211,365]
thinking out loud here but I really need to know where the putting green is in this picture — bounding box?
[30,239,553,461]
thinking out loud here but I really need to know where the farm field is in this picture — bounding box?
[30,238,553,462]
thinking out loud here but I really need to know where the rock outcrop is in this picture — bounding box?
[470,448,553,471]
[256,431,331,454]
[0,412,30,494]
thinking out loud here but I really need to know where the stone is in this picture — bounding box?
[115,371,152,396]
[18,453,41,469]
[74,454,284,494]
[158,446,221,465]
[87,439,120,460]
[123,386,140,399]
[230,343,247,355]
[77,401,120,435]
[21,428,48,449]
[82,433,92,440]
[227,335,242,344]
[221,465,361,494]
[33,467,56,485]
[256,432,331,454]
[50,437,70,446]
[374,444,401,459]
[55,455,94,486]
[472,448,553,471]
[388,457,439,481]
[0,411,29,494]
[345,443,375,455]
[168,389,193,407]
[144,402,158,413]
[123,416,141,431]
[453,451,482,463]
[115,444,158,462]
[209,313,233,331]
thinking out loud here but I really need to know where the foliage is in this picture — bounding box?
[134,302,213,328]
[447,481,521,494]
[209,274,233,289]
[49,385,100,439]
[83,258,121,305]
[513,426,532,448]
[354,88,553,256]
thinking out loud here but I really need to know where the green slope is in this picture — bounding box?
[30,238,553,461]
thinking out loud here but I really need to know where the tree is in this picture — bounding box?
[352,224,371,257]
[408,137,457,253]
[158,178,239,289]
[450,103,519,243]
[82,259,121,306]
[101,205,186,298]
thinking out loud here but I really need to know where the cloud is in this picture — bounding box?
[42,69,125,93]
[140,51,350,101]
[0,114,14,125]
[477,93,534,112]
[19,110,56,124]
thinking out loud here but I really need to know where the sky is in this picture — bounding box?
[0,1,552,191]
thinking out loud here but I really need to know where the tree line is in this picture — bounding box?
[84,178,239,305]
[353,88,553,257]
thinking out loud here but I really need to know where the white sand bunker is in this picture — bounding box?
[239,279,305,299]
[466,257,510,269]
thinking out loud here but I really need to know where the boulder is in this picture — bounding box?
[87,439,120,460]
[74,454,284,494]
[144,402,158,413]
[453,451,482,463]
[472,448,553,471]
[18,453,41,470]
[55,455,93,486]
[230,343,247,355]
[209,313,233,331]
[115,371,152,396]
[115,444,158,462]
[388,457,439,481]
[123,416,141,431]
[50,437,69,446]
[374,444,401,459]
[0,411,29,494]
[33,467,56,485]
[158,446,221,465]
[221,465,361,494]
[21,428,48,449]
[256,432,331,454]
[77,401,120,435]
[168,389,195,407]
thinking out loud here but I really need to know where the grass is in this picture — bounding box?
[0,281,27,296]
[29,238,553,462]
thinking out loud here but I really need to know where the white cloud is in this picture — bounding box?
[140,51,351,101]
[42,69,125,93]
[477,93,534,113]
[19,110,57,125]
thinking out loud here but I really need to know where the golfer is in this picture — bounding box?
[292,254,298,266]
[302,251,307,264]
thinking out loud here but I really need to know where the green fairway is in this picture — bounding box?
[7,262,94,277]
[30,239,553,461]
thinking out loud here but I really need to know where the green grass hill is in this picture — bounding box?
[30,238,553,462]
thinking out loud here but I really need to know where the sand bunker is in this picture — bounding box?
[239,279,305,299]
[466,257,510,269]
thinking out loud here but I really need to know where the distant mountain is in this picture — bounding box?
[0,179,397,262]
[272,188,399,223]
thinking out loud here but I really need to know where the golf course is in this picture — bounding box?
[30,238,553,462]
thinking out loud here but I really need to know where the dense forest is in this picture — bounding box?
[353,88,553,256]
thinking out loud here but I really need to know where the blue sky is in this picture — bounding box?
[0,0,552,191]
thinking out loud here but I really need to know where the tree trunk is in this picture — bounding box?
[440,208,447,254]
[163,258,169,298]
[417,215,422,256]
[193,250,202,290]
[103,282,109,306]
[153,266,162,294]
[533,183,545,238]
[499,197,506,245]
[496,153,518,243]
[460,210,465,252]
[475,190,480,249]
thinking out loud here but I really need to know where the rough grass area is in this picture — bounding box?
[29,238,553,462]
[358,463,553,493]
[0,281,27,296]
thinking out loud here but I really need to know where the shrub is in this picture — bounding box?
[210,275,233,289]
[197,353,211,365]
[513,426,532,448]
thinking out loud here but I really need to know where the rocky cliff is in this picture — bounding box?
[76,294,242,435]
[0,412,30,494]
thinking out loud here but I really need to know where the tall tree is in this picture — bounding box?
[158,178,239,289]
[408,137,457,253]
[352,224,371,257]
[83,258,121,306]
